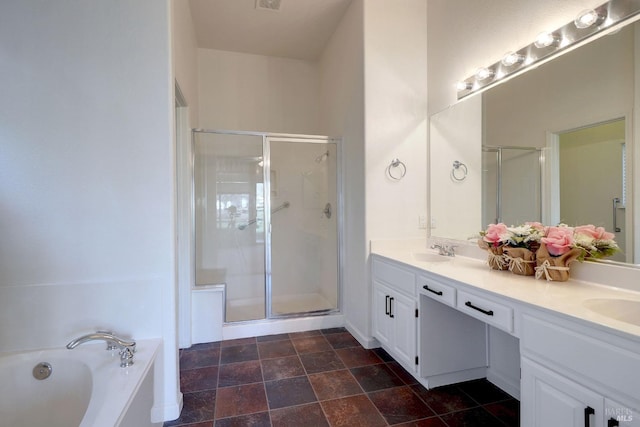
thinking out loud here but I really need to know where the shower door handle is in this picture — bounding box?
[613,198,621,232]
[323,202,332,219]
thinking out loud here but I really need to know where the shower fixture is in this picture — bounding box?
[238,201,290,230]
[315,151,330,163]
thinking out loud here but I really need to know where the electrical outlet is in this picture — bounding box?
[418,215,427,229]
[430,217,436,229]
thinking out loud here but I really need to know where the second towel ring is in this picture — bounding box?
[451,160,468,181]
[387,158,407,180]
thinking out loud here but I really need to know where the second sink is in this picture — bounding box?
[582,298,640,327]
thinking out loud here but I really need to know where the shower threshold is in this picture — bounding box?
[225,292,336,322]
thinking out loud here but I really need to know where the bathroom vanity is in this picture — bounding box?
[371,241,640,427]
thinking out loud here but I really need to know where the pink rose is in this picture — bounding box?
[574,224,615,241]
[541,226,574,256]
[483,223,508,247]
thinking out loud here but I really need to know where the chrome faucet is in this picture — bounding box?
[66,331,136,367]
[431,243,457,257]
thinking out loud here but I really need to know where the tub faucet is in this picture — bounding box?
[66,331,136,367]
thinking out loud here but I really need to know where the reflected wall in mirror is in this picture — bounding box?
[429,95,482,241]
[429,20,638,264]
[554,119,627,262]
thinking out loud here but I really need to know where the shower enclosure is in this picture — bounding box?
[482,146,543,226]
[193,130,340,322]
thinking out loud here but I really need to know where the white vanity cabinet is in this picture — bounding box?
[520,313,640,427]
[369,247,640,427]
[372,258,418,372]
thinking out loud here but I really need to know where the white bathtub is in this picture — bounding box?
[0,338,161,427]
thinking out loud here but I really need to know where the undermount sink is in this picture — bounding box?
[582,298,640,327]
[412,252,452,263]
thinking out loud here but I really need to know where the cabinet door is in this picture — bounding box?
[372,281,392,347]
[522,358,603,427]
[389,291,416,371]
[605,399,640,427]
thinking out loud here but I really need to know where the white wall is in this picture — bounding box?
[0,0,179,421]
[198,48,321,134]
[172,0,199,125]
[317,0,428,346]
[318,0,369,343]
[364,0,428,241]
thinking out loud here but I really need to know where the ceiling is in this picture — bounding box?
[188,0,353,61]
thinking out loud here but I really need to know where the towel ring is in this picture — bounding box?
[387,158,407,180]
[451,160,468,181]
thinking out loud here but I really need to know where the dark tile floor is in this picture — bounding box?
[164,328,519,427]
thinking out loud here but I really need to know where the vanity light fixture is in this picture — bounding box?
[501,51,525,67]
[456,0,640,100]
[533,31,560,48]
[574,9,604,29]
[475,67,494,81]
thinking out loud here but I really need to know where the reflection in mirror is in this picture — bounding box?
[429,20,638,265]
[554,119,627,263]
[429,95,482,241]
[482,146,542,227]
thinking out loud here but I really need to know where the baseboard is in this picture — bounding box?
[345,319,377,349]
[487,368,521,400]
[419,366,487,389]
[151,392,183,423]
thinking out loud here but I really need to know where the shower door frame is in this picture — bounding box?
[192,129,344,322]
[483,145,544,225]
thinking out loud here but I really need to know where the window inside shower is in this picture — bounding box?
[193,131,340,323]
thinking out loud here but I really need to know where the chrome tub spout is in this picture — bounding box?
[66,332,136,367]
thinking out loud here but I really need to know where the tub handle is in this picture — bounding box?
[120,346,135,368]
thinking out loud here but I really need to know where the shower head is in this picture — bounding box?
[315,151,329,163]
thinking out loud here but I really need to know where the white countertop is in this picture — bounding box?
[371,240,640,340]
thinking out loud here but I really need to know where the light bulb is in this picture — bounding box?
[574,9,602,29]
[501,52,525,67]
[475,67,494,81]
[456,81,472,91]
[534,31,559,48]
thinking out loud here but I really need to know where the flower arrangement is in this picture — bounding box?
[539,224,619,259]
[478,222,619,281]
[478,222,543,275]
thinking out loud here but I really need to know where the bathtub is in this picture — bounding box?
[0,338,161,427]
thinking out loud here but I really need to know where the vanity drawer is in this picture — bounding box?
[418,275,456,307]
[372,258,416,296]
[456,290,513,333]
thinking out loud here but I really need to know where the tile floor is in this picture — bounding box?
[164,328,519,427]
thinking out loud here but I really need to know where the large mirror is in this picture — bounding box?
[429,19,638,265]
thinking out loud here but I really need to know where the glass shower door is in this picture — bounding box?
[267,138,339,317]
[194,132,266,322]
